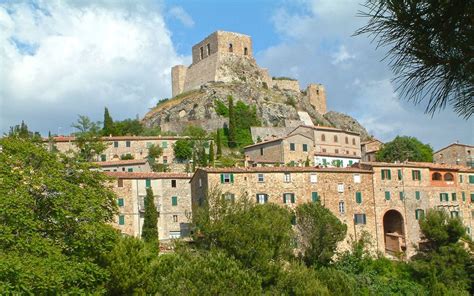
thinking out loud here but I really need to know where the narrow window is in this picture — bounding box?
[338,183,344,193]
[199,178,202,188]
[260,147,264,156]
[321,134,326,141]
[171,180,177,188]
[172,196,178,206]
[385,191,391,200]
[244,47,248,55]
[228,43,233,53]
[118,198,124,207]
[462,191,465,201]
[311,192,319,202]
[470,175,474,183]
[145,179,151,188]
[338,201,345,214]
[173,215,178,222]
[303,144,308,152]
[334,135,338,142]
[126,141,131,148]
[352,138,356,145]
[163,156,168,164]
[119,215,125,225]
[290,143,296,151]
[114,141,119,148]
[206,43,211,55]
[200,46,204,59]
[399,191,404,200]
[415,191,421,200]
[257,173,264,182]
[345,137,349,144]
[452,192,457,201]
[101,154,106,161]
[355,192,362,204]
[460,175,463,183]
[397,169,402,180]
[118,179,123,187]
[284,173,291,183]
[335,149,339,154]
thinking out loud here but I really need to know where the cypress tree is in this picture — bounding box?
[200,146,208,167]
[103,107,115,136]
[142,187,159,249]
[216,129,222,158]
[305,157,310,167]
[192,150,196,171]
[227,96,237,148]
[209,142,215,166]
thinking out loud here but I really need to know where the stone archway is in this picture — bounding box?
[383,210,406,254]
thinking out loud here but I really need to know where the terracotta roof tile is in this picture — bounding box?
[105,172,192,179]
[359,161,473,171]
[43,135,186,143]
[198,166,372,174]
[93,159,148,166]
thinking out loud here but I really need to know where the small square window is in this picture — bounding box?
[353,174,361,183]
[172,215,178,222]
[114,141,119,148]
[171,180,177,188]
[290,143,296,151]
[118,179,123,187]
[303,144,308,152]
[337,183,344,193]
[284,173,291,183]
[126,141,131,148]
[354,214,366,225]
[310,173,317,183]
[257,173,264,182]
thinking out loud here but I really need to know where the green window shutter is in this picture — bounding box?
[439,193,443,202]
[362,214,367,224]
[452,193,457,201]
[381,170,385,180]
[101,154,106,161]
[397,169,402,180]
[220,174,224,183]
[119,215,125,225]
[128,168,133,172]
[145,179,151,188]
[172,196,178,206]
[291,194,295,203]
[469,175,474,183]
[312,192,319,202]
[399,192,404,200]
[385,191,391,200]
[445,194,450,202]
[291,215,297,225]
[118,198,124,207]
[462,192,466,201]
[387,170,391,180]
[230,173,234,183]
[470,194,474,202]
[415,191,420,200]
[412,170,415,180]
[415,210,419,220]
[460,175,463,183]
[356,192,362,204]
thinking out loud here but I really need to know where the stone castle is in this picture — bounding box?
[171,31,327,115]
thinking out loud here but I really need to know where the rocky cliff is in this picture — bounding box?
[142,55,370,141]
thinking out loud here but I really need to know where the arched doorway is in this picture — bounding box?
[383,210,406,254]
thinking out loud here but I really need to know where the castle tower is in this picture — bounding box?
[307,84,327,114]
[171,65,187,98]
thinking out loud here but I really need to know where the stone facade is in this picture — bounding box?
[245,125,361,167]
[434,143,474,168]
[190,163,474,258]
[307,84,327,114]
[107,172,192,241]
[361,139,383,162]
[47,136,185,166]
[273,79,300,92]
[94,159,151,172]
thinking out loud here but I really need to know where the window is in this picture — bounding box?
[172,196,178,206]
[118,179,123,187]
[345,137,349,144]
[471,193,474,202]
[415,209,425,220]
[228,43,233,52]
[444,173,454,181]
[173,215,178,222]
[170,231,181,239]
[439,193,449,202]
[339,201,345,214]
[244,47,248,55]
[290,143,296,151]
[385,191,391,200]
[310,173,317,183]
[162,141,168,148]
[432,172,442,181]
[101,154,106,161]
[352,138,356,145]
[303,144,308,152]
[119,215,125,225]
[354,174,361,183]
[223,193,235,202]
[118,198,124,207]
[355,192,362,204]
[257,193,268,204]
[220,173,234,183]
[321,134,326,141]
[416,191,421,200]
[460,175,463,183]
[284,173,291,183]
[171,180,177,188]
[122,167,126,172]
[335,149,339,154]
[260,147,264,156]
[399,191,404,200]
[451,193,457,201]
[450,211,459,218]
[411,170,421,181]
[311,192,319,202]
[126,141,131,148]
[397,169,402,180]
[381,169,391,180]
[200,46,204,59]
[337,183,344,193]
[128,168,133,172]
[206,43,211,55]
[114,141,119,148]
[257,173,264,182]
[163,156,168,164]
[146,179,151,188]
[354,214,366,225]
[199,178,202,188]
[283,193,295,204]
[334,135,338,142]
[349,160,353,165]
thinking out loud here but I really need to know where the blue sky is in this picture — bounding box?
[0,0,472,149]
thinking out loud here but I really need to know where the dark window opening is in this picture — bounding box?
[200,47,204,59]
[206,43,211,56]
[228,43,233,53]
[171,180,177,188]
[244,47,248,55]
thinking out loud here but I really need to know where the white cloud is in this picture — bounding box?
[257,0,473,149]
[0,1,185,134]
[168,6,194,28]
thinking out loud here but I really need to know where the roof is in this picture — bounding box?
[290,125,360,136]
[196,166,372,174]
[43,135,185,143]
[94,159,148,167]
[361,139,383,145]
[434,143,474,154]
[105,172,192,179]
[314,152,361,159]
[243,133,312,149]
[359,161,474,172]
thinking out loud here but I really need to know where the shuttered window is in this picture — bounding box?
[145,179,151,188]
[283,193,295,204]
[469,175,474,183]
[439,193,449,202]
[415,209,425,220]
[397,169,402,180]
[381,169,391,180]
[354,214,366,225]
[451,193,457,201]
[312,192,319,202]
[356,192,362,204]
[220,173,234,183]
[399,192,404,200]
[412,170,421,181]
[256,194,268,204]
[385,191,391,200]
[172,196,178,206]
[118,198,124,207]
[462,192,465,201]
[415,191,421,200]
[119,215,125,225]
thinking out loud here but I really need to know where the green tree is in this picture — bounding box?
[270,263,330,295]
[216,129,222,158]
[8,121,41,140]
[227,96,237,148]
[356,1,473,118]
[376,136,433,162]
[102,107,115,136]
[295,202,347,266]
[208,142,214,166]
[410,209,472,294]
[72,115,108,162]
[142,188,159,249]
[173,139,193,162]
[0,137,119,293]
[305,157,310,167]
[114,119,145,136]
[199,146,208,167]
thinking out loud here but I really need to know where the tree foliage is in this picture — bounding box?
[102,107,115,136]
[72,115,108,162]
[173,139,193,161]
[7,120,41,140]
[376,136,433,162]
[142,188,159,249]
[356,1,474,118]
[227,96,237,148]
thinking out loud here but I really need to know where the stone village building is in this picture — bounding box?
[244,125,361,167]
[361,139,383,162]
[106,172,192,241]
[93,159,151,172]
[434,142,474,168]
[190,163,474,257]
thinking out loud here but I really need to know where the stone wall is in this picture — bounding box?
[307,84,327,114]
[171,65,187,98]
[434,144,474,167]
[183,53,220,93]
[192,32,219,64]
[250,126,294,142]
[245,140,284,164]
[161,118,228,133]
[272,79,300,92]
